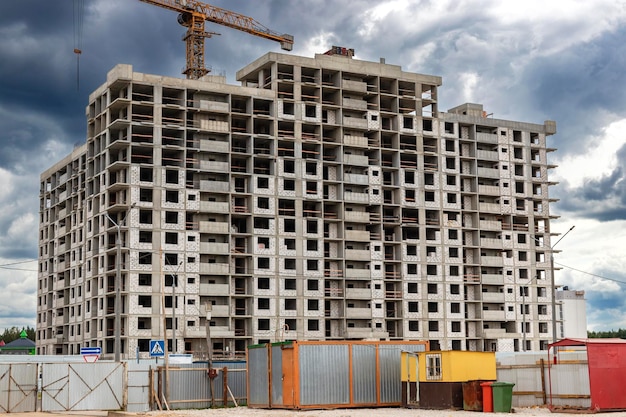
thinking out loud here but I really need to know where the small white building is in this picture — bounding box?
[557,288,588,339]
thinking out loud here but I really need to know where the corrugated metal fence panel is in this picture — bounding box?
[247,347,269,407]
[351,344,376,404]
[167,364,211,409]
[270,345,284,406]
[299,344,349,406]
[158,361,247,410]
[0,363,38,412]
[550,363,590,408]
[42,362,124,411]
[379,344,425,404]
[214,361,247,406]
[126,363,152,412]
[495,351,590,408]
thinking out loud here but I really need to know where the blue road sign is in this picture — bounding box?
[149,340,165,357]
[80,347,102,355]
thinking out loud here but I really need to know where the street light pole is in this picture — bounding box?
[529,225,575,347]
[548,225,575,343]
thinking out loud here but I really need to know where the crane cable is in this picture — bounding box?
[73,0,85,90]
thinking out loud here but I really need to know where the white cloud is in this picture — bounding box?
[553,118,626,189]
[458,72,480,103]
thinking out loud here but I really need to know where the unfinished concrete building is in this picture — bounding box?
[37,50,558,358]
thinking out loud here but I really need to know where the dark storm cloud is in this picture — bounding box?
[523,26,626,152]
[556,144,626,221]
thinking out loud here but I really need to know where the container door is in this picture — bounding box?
[282,346,296,408]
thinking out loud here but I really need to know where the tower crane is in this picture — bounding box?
[139,0,294,80]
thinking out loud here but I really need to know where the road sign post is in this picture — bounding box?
[80,347,102,362]
[149,340,165,357]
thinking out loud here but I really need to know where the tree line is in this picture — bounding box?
[0,326,35,343]
[587,328,626,339]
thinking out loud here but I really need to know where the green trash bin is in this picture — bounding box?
[491,382,515,412]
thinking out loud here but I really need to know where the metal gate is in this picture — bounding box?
[41,362,125,411]
[0,363,38,412]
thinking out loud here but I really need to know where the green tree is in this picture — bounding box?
[588,328,626,339]
[0,326,36,343]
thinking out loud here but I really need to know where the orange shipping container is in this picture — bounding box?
[247,340,429,409]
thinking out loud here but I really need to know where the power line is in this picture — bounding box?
[0,260,38,267]
[556,262,626,287]
[0,266,37,272]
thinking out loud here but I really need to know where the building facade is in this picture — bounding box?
[557,288,588,339]
[37,51,558,358]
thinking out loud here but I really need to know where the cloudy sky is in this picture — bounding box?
[2,0,626,333]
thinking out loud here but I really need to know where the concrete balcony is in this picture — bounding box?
[345,230,370,241]
[478,185,500,195]
[199,262,229,275]
[344,173,369,185]
[209,305,230,317]
[479,220,502,230]
[477,167,500,178]
[343,154,369,166]
[345,328,380,339]
[476,132,498,144]
[200,201,229,213]
[199,221,229,234]
[479,203,501,213]
[345,288,372,299]
[199,180,229,193]
[344,191,369,204]
[345,249,370,261]
[199,283,229,296]
[476,150,499,160]
[197,119,229,132]
[481,328,508,338]
[197,100,229,112]
[199,160,229,173]
[345,269,371,279]
[202,326,235,339]
[342,79,367,92]
[199,139,229,153]
[343,135,368,147]
[200,242,230,255]
[54,315,66,326]
[343,117,368,129]
[482,292,505,303]
[481,274,504,285]
[344,211,370,223]
[345,308,372,319]
[481,256,503,267]
[342,97,368,110]
[482,310,506,321]
[480,238,503,249]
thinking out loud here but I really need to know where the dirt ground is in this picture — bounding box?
[143,406,625,417]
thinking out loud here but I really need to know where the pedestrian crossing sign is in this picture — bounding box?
[149,340,165,357]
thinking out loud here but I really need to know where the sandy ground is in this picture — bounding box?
[143,407,626,417]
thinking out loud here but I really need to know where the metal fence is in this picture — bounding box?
[496,351,590,408]
[0,357,246,413]
[0,352,593,412]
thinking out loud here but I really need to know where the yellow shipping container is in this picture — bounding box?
[401,350,496,383]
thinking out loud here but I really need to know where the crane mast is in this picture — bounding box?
[139,0,294,79]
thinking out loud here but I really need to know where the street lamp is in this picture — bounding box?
[529,225,575,346]
[104,204,134,362]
